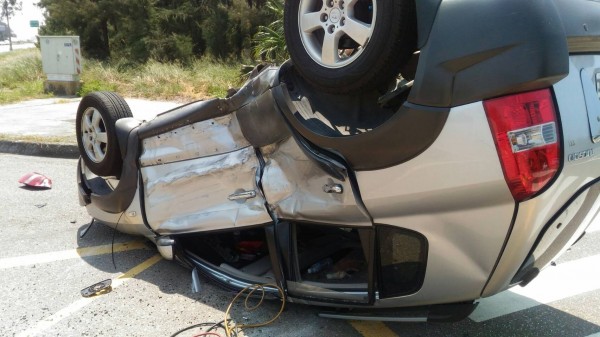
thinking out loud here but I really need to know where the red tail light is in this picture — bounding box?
[484,89,561,202]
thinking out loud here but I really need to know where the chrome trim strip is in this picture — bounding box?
[317,312,427,322]
[186,252,280,296]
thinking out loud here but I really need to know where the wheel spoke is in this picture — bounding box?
[322,32,339,65]
[91,109,102,129]
[342,17,371,46]
[85,141,97,161]
[92,142,104,161]
[301,12,323,33]
[345,0,359,8]
[84,114,93,132]
[96,132,108,144]
[82,135,91,150]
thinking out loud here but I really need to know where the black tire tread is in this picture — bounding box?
[76,91,133,177]
[284,0,417,94]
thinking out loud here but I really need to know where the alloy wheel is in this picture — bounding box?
[81,107,109,163]
[298,0,377,68]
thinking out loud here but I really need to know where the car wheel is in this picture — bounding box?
[76,91,133,177]
[284,0,417,94]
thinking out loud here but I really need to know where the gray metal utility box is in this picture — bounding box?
[39,36,82,95]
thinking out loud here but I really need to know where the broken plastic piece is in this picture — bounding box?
[191,267,202,293]
[81,279,112,297]
[19,172,52,189]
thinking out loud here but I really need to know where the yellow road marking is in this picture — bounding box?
[350,321,400,337]
[16,254,162,337]
[0,241,149,269]
[111,253,162,286]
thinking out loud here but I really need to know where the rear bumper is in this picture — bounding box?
[483,52,600,296]
[77,158,151,237]
[511,179,600,286]
[483,177,600,297]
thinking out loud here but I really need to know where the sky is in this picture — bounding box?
[4,1,45,41]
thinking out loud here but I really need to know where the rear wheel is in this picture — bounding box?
[284,0,417,94]
[76,91,133,177]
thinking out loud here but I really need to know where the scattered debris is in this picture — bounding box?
[18,172,52,189]
[35,203,47,208]
[81,279,112,297]
[79,219,95,238]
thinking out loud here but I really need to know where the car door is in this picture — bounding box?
[139,112,272,235]
[261,136,374,304]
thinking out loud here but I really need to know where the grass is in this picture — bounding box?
[0,133,75,144]
[0,49,52,104]
[0,48,245,105]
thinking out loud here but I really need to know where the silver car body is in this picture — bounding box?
[77,0,600,320]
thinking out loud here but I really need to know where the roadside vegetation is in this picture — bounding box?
[78,57,242,100]
[0,48,243,104]
[1,0,289,105]
[0,49,51,104]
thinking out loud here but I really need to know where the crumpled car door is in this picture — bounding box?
[139,113,272,235]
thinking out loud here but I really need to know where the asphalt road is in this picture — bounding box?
[0,153,599,337]
[0,42,36,53]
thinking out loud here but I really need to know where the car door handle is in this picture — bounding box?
[228,190,257,201]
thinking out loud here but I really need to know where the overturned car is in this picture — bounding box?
[77,0,600,322]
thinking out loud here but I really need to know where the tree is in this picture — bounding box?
[38,0,276,64]
[38,0,150,60]
[1,0,22,51]
[38,0,113,59]
[253,0,287,63]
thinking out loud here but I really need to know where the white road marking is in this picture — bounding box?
[0,241,149,269]
[470,253,600,322]
[587,213,600,233]
[16,254,162,337]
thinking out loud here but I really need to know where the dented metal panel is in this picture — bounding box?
[261,138,371,226]
[142,146,272,235]
[140,114,249,167]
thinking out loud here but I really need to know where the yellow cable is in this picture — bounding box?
[223,283,286,337]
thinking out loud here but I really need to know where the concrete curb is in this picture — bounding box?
[0,140,79,159]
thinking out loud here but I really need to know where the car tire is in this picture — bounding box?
[76,91,133,177]
[284,0,417,94]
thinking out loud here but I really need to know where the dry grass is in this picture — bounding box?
[0,133,75,144]
[79,58,243,101]
[0,49,52,104]
[0,48,245,105]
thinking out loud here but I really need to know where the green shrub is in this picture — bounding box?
[0,49,50,104]
[77,79,117,97]
[0,48,242,104]
[253,0,288,63]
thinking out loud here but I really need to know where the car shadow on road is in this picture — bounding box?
[73,222,364,337]
[74,222,600,337]
[386,302,600,337]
